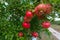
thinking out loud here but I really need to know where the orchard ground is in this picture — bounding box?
[38,24,60,40]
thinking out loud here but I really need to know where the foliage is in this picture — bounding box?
[0,0,60,40]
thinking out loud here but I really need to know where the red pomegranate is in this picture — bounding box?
[45,4,52,14]
[18,32,23,37]
[32,32,38,38]
[34,4,46,16]
[42,21,51,28]
[24,16,31,22]
[22,22,30,29]
[26,11,33,18]
[34,4,52,16]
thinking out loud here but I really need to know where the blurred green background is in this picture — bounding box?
[0,0,60,40]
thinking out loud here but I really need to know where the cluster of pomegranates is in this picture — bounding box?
[18,4,52,37]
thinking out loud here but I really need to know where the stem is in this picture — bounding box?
[40,0,44,3]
